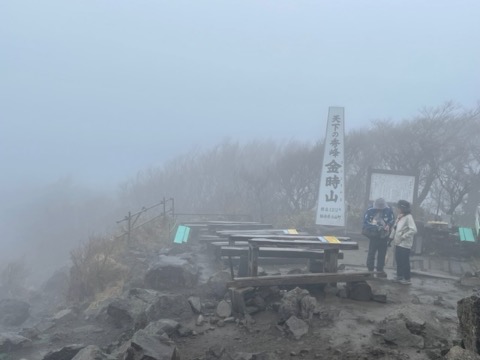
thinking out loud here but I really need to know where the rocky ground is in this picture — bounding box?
[1,234,480,360]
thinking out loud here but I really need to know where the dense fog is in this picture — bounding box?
[1,1,479,287]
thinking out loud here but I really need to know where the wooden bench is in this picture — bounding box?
[220,246,344,260]
[227,271,372,288]
[210,241,346,276]
[245,238,358,277]
[227,234,351,243]
[221,246,344,274]
[209,241,343,258]
[206,222,273,234]
[216,229,305,237]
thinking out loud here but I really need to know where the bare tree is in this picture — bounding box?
[275,141,322,213]
[368,102,479,208]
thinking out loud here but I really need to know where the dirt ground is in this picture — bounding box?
[175,235,474,359]
[3,233,478,360]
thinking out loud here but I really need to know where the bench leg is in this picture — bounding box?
[248,244,259,277]
[238,255,249,277]
[324,249,339,273]
[324,249,339,287]
[228,256,235,279]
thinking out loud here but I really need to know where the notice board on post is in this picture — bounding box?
[366,169,418,208]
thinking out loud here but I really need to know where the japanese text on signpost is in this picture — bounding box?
[316,107,345,227]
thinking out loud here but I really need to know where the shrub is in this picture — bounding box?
[67,235,126,303]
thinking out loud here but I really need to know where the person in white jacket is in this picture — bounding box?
[389,200,417,285]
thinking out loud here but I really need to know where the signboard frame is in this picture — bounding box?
[365,168,418,209]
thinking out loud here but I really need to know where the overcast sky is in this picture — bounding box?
[1,0,479,189]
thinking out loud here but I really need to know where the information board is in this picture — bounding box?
[369,172,416,204]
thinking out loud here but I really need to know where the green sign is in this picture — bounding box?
[174,225,191,244]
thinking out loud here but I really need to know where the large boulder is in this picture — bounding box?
[42,344,85,360]
[143,319,180,337]
[144,291,192,323]
[188,296,203,314]
[107,297,147,329]
[216,301,232,318]
[52,308,78,324]
[206,344,227,360]
[0,332,31,352]
[278,287,315,321]
[232,353,279,360]
[346,281,372,301]
[300,295,317,321]
[445,346,480,360]
[207,270,232,299]
[285,316,309,340]
[378,307,452,351]
[383,317,424,349]
[71,345,114,360]
[144,255,198,291]
[458,295,480,354]
[115,329,180,360]
[105,288,191,329]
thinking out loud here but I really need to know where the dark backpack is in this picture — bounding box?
[362,225,390,239]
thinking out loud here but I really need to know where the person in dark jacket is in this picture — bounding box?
[362,198,395,277]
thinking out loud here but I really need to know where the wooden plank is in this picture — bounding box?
[180,223,208,227]
[248,239,358,250]
[220,246,345,260]
[207,221,266,224]
[227,272,374,288]
[209,241,250,247]
[229,234,351,242]
[208,223,273,233]
[198,235,224,241]
[209,239,356,248]
[216,229,304,237]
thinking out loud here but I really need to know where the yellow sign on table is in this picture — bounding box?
[324,236,341,243]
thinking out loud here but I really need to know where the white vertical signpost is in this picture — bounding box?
[315,107,346,227]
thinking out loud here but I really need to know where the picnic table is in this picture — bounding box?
[219,234,365,315]
[244,237,358,276]
[214,233,356,277]
[226,233,351,245]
